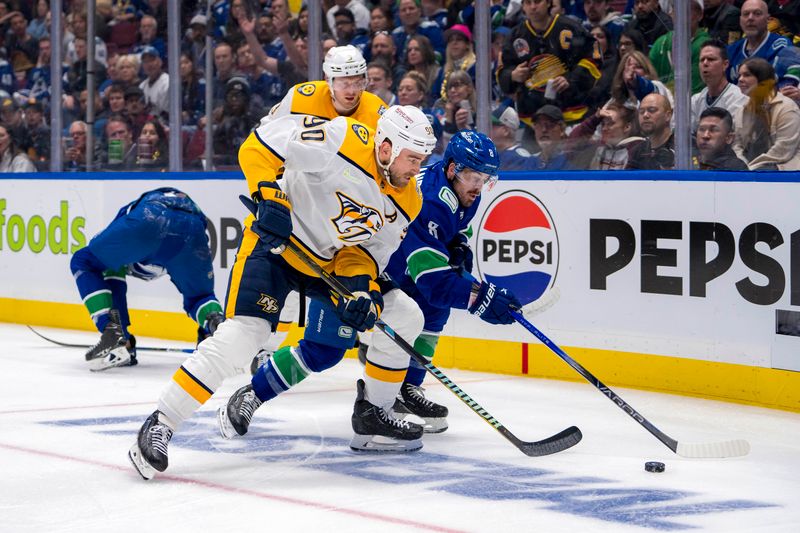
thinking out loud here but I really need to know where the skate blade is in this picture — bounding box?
[88,347,131,372]
[349,434,422,453]
[421,417,448,434]
[128,442,156,480]
[216,406,237,440]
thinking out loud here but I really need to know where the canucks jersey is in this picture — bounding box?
[726,32,800,86]
[385,161,479,310]
[239,114,421,280]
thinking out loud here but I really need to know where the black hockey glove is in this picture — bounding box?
[448,233,473,274]
[468,282,521,325]
[332,275,384,332]
[239,181,292,253]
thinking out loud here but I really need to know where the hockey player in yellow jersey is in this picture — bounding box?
[248,44,387,366]
[129,105,436,479]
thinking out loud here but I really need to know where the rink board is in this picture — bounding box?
[1,171,798,411]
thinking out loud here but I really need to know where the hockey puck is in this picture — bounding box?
[644,461,665,473]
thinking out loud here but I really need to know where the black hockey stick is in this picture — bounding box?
[27,326,194,354]
[511,310,750,458]
[283,238,582,457]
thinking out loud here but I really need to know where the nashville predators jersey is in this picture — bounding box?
[239,114,421,280]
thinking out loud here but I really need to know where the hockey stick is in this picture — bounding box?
[27,326,195,354]
[511,310,750,458]
[283,239,582,457]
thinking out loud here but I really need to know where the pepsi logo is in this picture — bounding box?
[475,190,559,305]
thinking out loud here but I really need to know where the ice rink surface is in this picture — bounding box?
[1,323,799,533]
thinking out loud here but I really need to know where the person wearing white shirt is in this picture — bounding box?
[138,46,169,117]
[326,0,371,32]
[691,40,748,133]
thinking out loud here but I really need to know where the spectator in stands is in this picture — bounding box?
[611,50,674,108]
[582,0,627,44]
[212,76,262,167]
[212,42,239,106]
[66,37,108,93]
[392,0,445,61]
[27,0,50,41]
[768,0,800,36]
[138,46,169,118]
[625,0,673,50]
[106,83,127,116]
[497,0,600,125]
[618,28,647,59]
[78,88,106,138]
[136,117,168,169]
[223,0,247,43]
[116,54,141,90]
[529,104,570,169]
[422,0,448,30]
[397,70,444,155]
[733,57,800,170]
[432,70,476,141]
[27,35,52,100]
[333,8,369,53]
[702,0,741,44]
[124,85,153,138]
[404,35,441,102]
[180,52,206,126]
[6,11,38,65]
[366,61,395,105]
[694,107,748,170]
[99,51,121,94]
[587,25,619,110]
[568,102,644,169]
[326,0,371,34]
[102,113,137,170]
[691,40,748,133]
[133,14,166,61]
[67,12,107,68]
[22,98,48,167]
[370,31,405,89]
[649,0,709,94]
[626,92,674,169]
[0,123,35,172]
[490,101,536,170]
[0,97,29,152]
[182,14,208,71]
[369,6,393,34]
[431,24,475,102]
[64,120,89,171]
[290,4,309,39]
[726,0,800,87]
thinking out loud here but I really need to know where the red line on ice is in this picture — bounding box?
[0,442,465,532]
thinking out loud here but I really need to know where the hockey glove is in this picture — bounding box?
[332,275,384,332]
[468,282,522,325]
[448,233,473,274]
[239,181,292,253]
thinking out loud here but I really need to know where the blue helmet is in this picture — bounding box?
[443,130,500,184]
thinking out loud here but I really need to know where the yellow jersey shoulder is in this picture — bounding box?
[385,175,423,222]
[338,117,379,180]
[289,81,337,119]
[350,91,387,130]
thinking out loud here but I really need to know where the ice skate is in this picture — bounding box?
[393,382,449,433]
[217,384,263,439]
[350,379,423,452]
[128,410,173,480]
[85,309,130,371]
[249,349,272,375]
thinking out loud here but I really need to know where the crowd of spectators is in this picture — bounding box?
[1,0,800,173]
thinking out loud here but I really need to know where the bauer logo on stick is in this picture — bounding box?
[475,190,559,305]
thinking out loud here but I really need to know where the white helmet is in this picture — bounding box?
[322,45,367,79]
[374,105,437,184]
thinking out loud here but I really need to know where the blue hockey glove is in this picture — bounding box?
[332,275,384,332]
[448,233,473,274]
[468,282,521,325]
[239,181,292,252]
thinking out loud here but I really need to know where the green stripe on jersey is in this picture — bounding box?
[272,346,310,387]
[413,333,439,361]
[83,290,113,317]
[196,300,223,326]
[407,248,450,283]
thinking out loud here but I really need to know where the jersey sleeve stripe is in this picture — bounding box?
[337,151,378,182]
[406,247,450,283]
[386,194,411,223]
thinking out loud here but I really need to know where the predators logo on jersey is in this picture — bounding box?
[352,123,369,145]
[332,191,384,243]
[297,83,316,96]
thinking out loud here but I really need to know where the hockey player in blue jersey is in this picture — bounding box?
[373,130,522,433]
[70,188,224,371]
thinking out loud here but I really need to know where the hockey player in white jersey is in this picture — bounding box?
[250,44,387,371]
[128,105,435,479]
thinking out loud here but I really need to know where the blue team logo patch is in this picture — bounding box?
[297,83,316,96]
[352,123,369,145]
[475,190,559,305]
